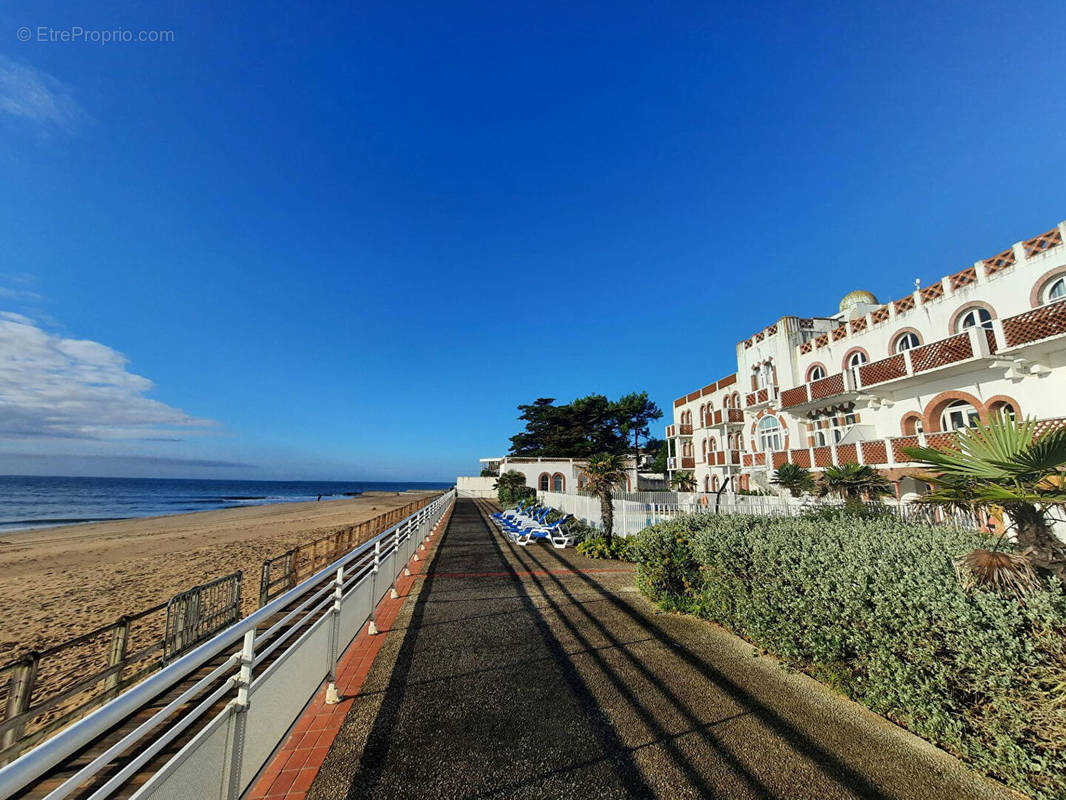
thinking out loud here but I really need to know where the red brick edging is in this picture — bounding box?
[246,503,454,799]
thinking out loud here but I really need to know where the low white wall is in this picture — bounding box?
[456,476,497,498]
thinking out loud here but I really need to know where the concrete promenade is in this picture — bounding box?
[286,499,1013,799]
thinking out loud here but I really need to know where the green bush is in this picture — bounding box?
[576,535,632,561]
[629,513,1066,799]
[626,517,703,613]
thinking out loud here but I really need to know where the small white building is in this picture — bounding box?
[459,455,655,497]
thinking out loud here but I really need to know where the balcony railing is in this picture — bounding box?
[678,424,693,436]
[708,449,742,466]
[782,327,1006,410]
[771,418,1066,470]
[744,386,777,408]
[708,408,744,426]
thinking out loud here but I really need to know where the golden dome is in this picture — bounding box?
[839,290,879,313]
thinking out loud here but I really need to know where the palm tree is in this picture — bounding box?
[819,462,893,500]
[772,463,815,497]
[670,470,697,493]
[582,453,629,545]
[903,415,1066,577]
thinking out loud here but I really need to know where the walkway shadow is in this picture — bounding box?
[514,531,896,800]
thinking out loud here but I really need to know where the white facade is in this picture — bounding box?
[666,220,1066,501]
[468,456,640,495]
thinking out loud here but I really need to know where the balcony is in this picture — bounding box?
[667,456,696,470]
[783,304,1066,412]
[678,424,693,436]
[782,329,997,410]
[745,386,778,409]
[707,408,744,427]
[771,418,1066,470]
[709,449,742,466]
[665,424,693,437]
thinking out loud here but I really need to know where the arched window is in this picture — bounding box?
[708,437,717,451]
[538,473,550,491]
[987,400,1018,421]
[757,416,782,452]
[808,364,826,382]
[846,351,868,369]
[894,332,920,353]
[957,307,993,332]
[732,392,741,408]
[901,413,923,435]
[1044,277,1066,305]
[551,473,565,492]
[711,475,719,492]
[814,429,827,447]
[941,400,980,431]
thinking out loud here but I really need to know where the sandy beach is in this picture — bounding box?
[0,492,439,665]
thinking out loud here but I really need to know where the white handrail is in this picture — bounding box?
[0,490,455,800]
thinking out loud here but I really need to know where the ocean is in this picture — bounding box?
[0,475,453,532]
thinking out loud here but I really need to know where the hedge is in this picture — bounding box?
[628,513,1066,799]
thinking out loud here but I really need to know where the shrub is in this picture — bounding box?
[633,512,1066,798]
[628,518,703,613]
[576,536,632,561]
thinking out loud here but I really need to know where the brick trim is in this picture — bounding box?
[947,301,997,335]
[1029,265,1066,308]
[983,395,1021,419]
[889,327,924,355]
[922,390,987,433]
[841,346,870,370]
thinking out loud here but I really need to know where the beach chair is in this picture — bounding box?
[512,514,573,548]
[492,499,532,521]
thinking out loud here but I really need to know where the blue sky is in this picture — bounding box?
[0,0,1063,482]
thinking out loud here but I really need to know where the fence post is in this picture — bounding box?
[224,629,255,800]
[258,561,270,608]
[1,652,39,753]
[368,541,382,635]
[390,526,402,599]
[105,617,131,700]
[325,565,344,704]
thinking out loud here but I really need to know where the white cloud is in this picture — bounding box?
[0,313,215,439]
[0,55,87,133]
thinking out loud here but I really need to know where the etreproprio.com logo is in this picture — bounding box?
[17,26,175,44]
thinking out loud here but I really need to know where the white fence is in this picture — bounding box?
[0,491,456,800]
[538,490,798,537]
[537,490,981,537]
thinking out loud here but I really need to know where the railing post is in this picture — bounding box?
[1,652,39,753]
[390,526,402,599]
[368,541,382,635]
[325,565,344,704]
[258,561,270,608]
[224,629,255,800]
[105,617,130,701]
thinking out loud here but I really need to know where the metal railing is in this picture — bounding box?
[0,489,456,800]
[257,496,431,606]
[162,572,243,664]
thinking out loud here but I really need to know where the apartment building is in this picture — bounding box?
[666,220,1066,500]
